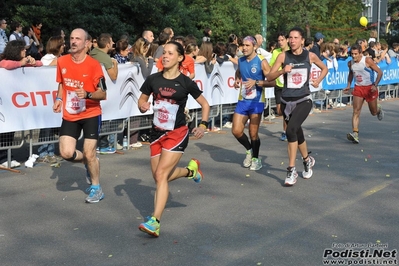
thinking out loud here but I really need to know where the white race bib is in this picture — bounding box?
[287,69,308,89]
[241,85,257,100]
[153,100,179,131]
[65,91,86,114]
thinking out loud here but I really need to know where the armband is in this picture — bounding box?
[200,121,209,128]
[98,77,107,91]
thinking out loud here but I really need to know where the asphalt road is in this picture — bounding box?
[1,100,398,266]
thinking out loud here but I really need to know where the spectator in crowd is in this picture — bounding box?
[0,40,43,168]
[31,19,42,44]
[255,34,272,62]
[378,43,391,64]
[336,43,349,60]
[92,37,98,49]
[202,27,212,42]
[142,30,154,43]
[226,42,239,66]
[8,21,23,41]
[368,29,377,44]
[153,31,170,62]
[0,18,8,54]
[304,37,313,51]
[36,36,65,164]
[343,43,383,144]
[195,41,216,74]
[22,26,40,59]
[137,41,210,237]
[183,34,197,47]
[113,39,130,64]
[388,43,399,58]
[267,41,276,53]
[53,28,107,203]
[214,41,230,66]
[333,38,340,45]
[228,34,238,45]
[310,32,325,59]
[90,33,118,154]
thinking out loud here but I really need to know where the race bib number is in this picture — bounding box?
[65,91,86,114]
[153,100,178,131]
[241,85,257,100]
[287,68,307,89]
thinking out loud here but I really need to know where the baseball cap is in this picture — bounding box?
[314,32,325,40]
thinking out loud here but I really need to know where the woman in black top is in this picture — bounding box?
[266,27,327,186]
[137,41,210,237]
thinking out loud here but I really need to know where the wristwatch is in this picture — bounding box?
[255,80,260,86]
[85,92,92,99]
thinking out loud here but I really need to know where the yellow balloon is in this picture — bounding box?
[360,16,368,27]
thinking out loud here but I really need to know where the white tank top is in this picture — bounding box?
[351,56,375,86]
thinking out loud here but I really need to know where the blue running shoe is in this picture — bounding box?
[99,147,116,154]
[139,216,160,237]
[280,132,287,141]
[85,186,104,203]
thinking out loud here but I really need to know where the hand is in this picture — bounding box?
[371,84,377,92]
[311,80,320,88]
[283,63,293,74]
[243,78,256,89]
[192,126,206,139]
[234,78,241,89]
[75,84,86,99]
[139,102,151,112]
[53,100,62,113]
[343,87,350,94]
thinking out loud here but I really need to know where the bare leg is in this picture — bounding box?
[150,151,183,220]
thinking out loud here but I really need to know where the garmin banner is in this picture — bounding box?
[322,57,399,90]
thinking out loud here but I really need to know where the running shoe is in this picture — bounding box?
[285,167,298,186]
[377,104,384,121]
[85,186,104,203]
[280,132,287,141]
[243,150,252,168]
[187,158,203,183]
[139,216,160,237]
[302,156,315,179]
[249,157,262,171]
[99,147,116,154]
[347,132,359,144]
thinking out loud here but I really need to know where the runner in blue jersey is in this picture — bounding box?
[232,36,275,171]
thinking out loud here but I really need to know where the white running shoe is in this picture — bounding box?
[285,167,298,186]
[243,150,252,168]
[302,156,315,179]
[249,158,262,171]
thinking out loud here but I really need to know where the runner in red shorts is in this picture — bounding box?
[137,41,210,237]
[343,44,383,144]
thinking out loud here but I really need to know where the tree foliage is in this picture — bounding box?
[0,0,394,47]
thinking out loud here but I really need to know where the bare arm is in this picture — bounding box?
[106,58,118,81]
[191,94,210,139]
[138,93,151,113]
[265,53,286,82]
[365,57,382,92]
[53,83,64,113]
[343,61,353,93]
